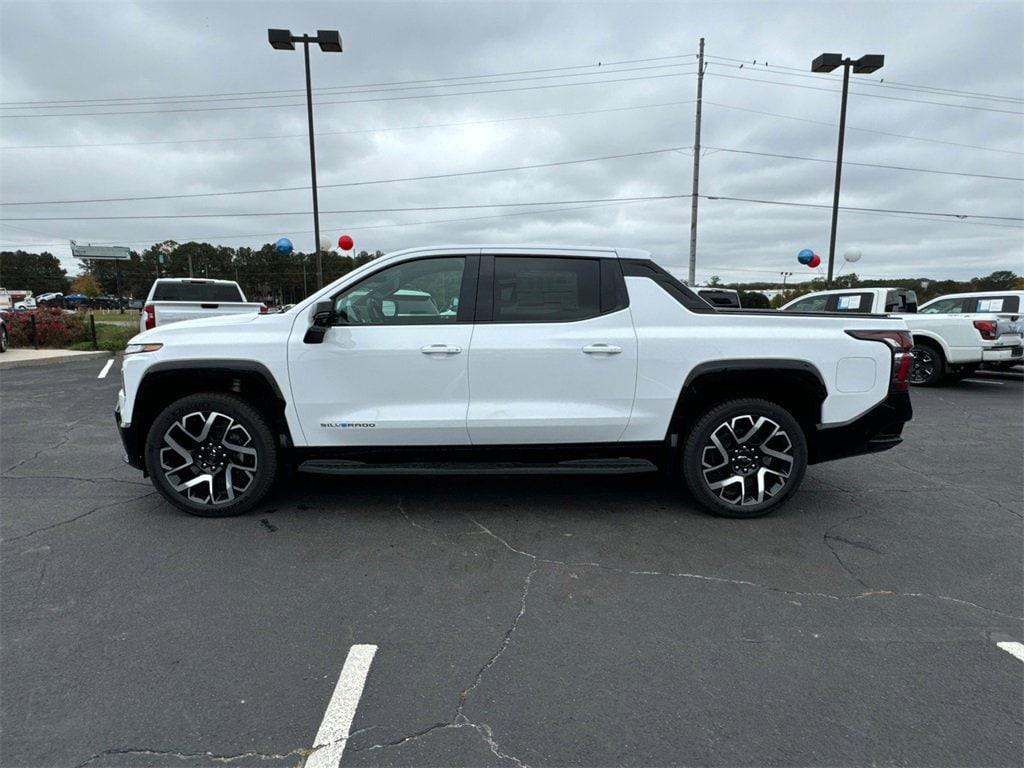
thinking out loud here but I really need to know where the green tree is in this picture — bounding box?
[0,250,68,294]
[70,274,103,297]
[971,270,1019,291]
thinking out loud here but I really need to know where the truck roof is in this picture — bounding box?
[380,245,654,260]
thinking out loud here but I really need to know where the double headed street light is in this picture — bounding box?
[811,52,884,285]
[268,28,343,290]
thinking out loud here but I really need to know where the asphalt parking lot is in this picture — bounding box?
[1,358,1021,768]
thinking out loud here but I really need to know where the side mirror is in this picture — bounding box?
[303,300,334,344]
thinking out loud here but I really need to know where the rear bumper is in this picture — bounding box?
[810,391,912,464]
[982,345,1023,362]
[115,405,146,473]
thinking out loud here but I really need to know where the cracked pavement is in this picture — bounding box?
[1,360,1022,767]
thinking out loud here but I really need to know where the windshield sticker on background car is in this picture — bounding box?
[837,295,861,310]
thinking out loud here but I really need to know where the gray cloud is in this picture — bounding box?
[1,0,1021,286]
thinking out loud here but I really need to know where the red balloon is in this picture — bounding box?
[808,254,821,268]
[338,234,354,251]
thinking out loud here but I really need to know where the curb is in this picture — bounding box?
[0,350,113,371]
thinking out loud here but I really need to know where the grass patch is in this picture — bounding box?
[70,321,137,352]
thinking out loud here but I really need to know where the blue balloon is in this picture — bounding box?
[275,237,293,255]
[797,248,814,265]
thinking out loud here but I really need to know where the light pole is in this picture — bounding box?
[268,28,343,290]
[780,271,793,289]
[811,52,884,286]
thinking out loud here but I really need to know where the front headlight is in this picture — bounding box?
[124,343,163,355]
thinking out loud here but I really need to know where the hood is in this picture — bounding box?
[129,311,264,344]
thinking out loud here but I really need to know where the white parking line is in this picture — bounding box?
[306,644,378,768]
[97,359,114,379]
[996,641,1024,662]
[963,379,1005,386]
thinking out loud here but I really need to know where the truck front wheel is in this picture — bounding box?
[908,341,944,386]
[144,392,278,517]
[682,398,808,518]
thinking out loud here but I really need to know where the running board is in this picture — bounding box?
[297,458,658,476]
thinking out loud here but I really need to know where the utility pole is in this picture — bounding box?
[687,37,705,286]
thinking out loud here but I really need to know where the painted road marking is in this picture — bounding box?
[963,379,1005,386]
[306,644,378,768]
[997,641,1024,662]
[97,359,114,379]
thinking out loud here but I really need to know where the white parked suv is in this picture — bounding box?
[116,246,913,519]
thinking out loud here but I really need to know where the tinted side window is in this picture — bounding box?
[834,292,874,312]
[973,296,1019,312]
[785,295,829,312]
[493,257,600,322]
[920,297,964,314]
[332,257,465,325]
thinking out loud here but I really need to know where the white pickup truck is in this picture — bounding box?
[781,287,1023,385]
[139,278,265,332]
[116,246,914,519]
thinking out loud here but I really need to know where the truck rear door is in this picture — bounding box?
[466,252,637,444]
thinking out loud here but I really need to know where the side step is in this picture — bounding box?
[297,458,658,476]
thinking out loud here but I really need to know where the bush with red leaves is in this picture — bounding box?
[2,308,87,348]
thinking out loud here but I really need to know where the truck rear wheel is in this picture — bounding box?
[144,392,278,517]
[682,398,808,518]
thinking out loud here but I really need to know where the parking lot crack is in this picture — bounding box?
[1,491,158,545]
[3,419,81,473]
[824,512,873,589]
[459,565,537,712]
[74,746,307,768]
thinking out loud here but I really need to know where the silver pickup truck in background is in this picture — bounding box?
[139,278,266,332]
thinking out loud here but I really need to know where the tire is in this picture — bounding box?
[909,341,944,387]
[682,398,808,518]
[0,326,7,353]
[144,392,278,517]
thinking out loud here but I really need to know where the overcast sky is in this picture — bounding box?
[1,0,1021,285]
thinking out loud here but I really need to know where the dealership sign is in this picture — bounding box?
[70,241,131,260]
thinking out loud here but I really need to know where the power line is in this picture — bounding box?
[0,199,661,248]
[0,69,695,119]
[700,193,1023,221]
[3,192,1020,223]
[0,145,692,206]
[699,145,1024,181]
[703,101,1024,156]
[704,70,1024,116]
[0,100,693,151]
[0,61,694,112]
[0,53,695,107]
[0,194,696,221]
[703,53,1024,104]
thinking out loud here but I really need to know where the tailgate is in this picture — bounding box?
[154,302,262,326]
[995,313,1024,340]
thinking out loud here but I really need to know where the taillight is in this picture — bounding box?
[143,304,156,330]
[973,320,997,340]
[259,303,269,314]
[846,329,913,392]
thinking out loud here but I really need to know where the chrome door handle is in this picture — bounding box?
[421,344,462,355]
[582,343,623,354]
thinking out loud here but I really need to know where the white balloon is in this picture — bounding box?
[843,247,862,263]
[319,237,334,252]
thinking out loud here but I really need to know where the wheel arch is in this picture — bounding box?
[128,360,292,470]
[669,360,828,459]
[910,331,949,364]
